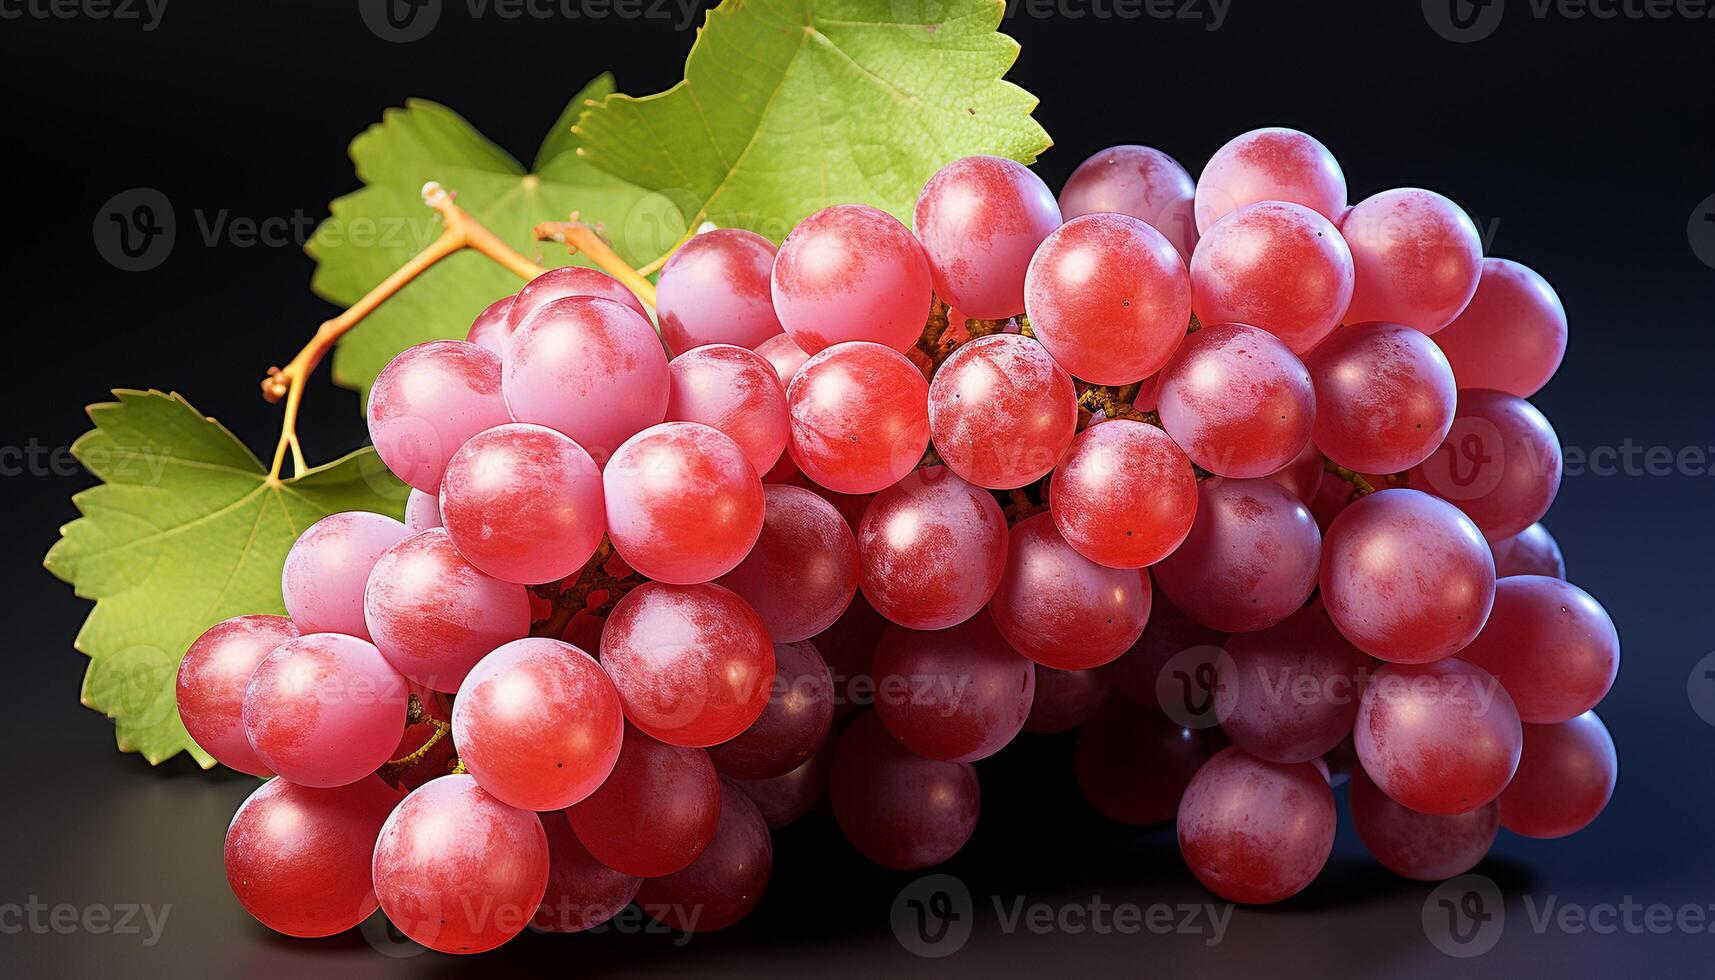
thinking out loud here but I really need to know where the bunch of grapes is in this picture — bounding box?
[178,126,1619,952]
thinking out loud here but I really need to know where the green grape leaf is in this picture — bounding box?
[43,390,408,766]
[574,0,1052,242]
[307,73,665,405]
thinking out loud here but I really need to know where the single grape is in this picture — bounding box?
[666,344,790,476]
[372,774,549,954]
[364,528,532,691]
[731,740,835,828]
[224,776,400,938]
[465,295,517,356]
[856,466,1008,630]
[988,514,1152,670]
[1189,202,1354,354]
[177,615,298,776]
[755,331,810,388]
[367,340,511,493]
[716,485,858,642]
[815,593,888,720]
[785,341,930,494]
[533,812,641,933]
[507,265,649,329]
[1154,478,1321,633]
[1023,664,1111,734]
[1076,697,1217,824]
[1319,489,1495,663]
[1215,606,1369,763]
[602,422,764,584]
[1058,144,1198,262]
[1049,419,1198,569]
[873,613,1035,762]
[1349,767,1498,881]
[1431,258,1566,396]
[1355,658,1522,815]
[281,512,410,641]
[1500,711,1616,838]
[567,724,722,876]
[657,228,783,356]
[242,633,407,787]
[601,582,775,746]
[913,155,1062,318]
[708,640,835,779]
[637,781,773,932]
[1408,388,1563,541]
[504,296,669,466]
[1158,322,1316,476]
[830,712,980,869]
[1339,188,1483,334]
[771,204,933,354]
[1194,127,1347,233]
[1025,213,1191,385]
[1267,440,1325,507]
[438,423,604,585]
[1457,576,1618,723]
[928,333,1077,489]
[404,487,442,530]
[1178,746,1336,904]
[1107,587,1227,719]
[1491,522,1566,579]
[1307,322,1457,474]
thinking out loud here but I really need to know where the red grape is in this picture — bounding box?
[1153,477,1321,633]
[1339,188,1483,334]
[637,781,773,932]
[656,228,783,356]
[1500,711,1617,838]
[1189,202,1354,354]
[716,484,859,642]
[856,466,1008,630]
[1049,419,1198,569]
[1349,767,1498,881]
[465,295,516,356]
[1431,258,1566,396]
[508,265,649,329]
[533,812,641,933]
[873,613,1035,762]
[829,713,979,870]
[1491,522,1566,579]
[1215,606,1369,763]
[1023,664,1111,734]
[282,512,410,640]
[439,423,605,585]
[1194,127,1347,234]
[1159,322,1316,477]
[567,724,721,876]
[1267,440,1325,506]
[756,331,810,388]
[1355,658,1522,815]
[988,514,1152,670]
[1058,144,1198,262]
[1177,746,1336,904]
[242,633,408,788]
[928,333,1077,489]
[603,421,765,584]
[785,341,930,494]
[708,640,835,779]
[1307,322,1457,474]
[367,340,511,493]
[1409,388,1563,541]
[771,204,932,354]
[814,593,888,720]
[666,343,790,476]
[1107,587,1226,718]
[1458,576,1618,723]
[913,155,1061,318]
[178,614,298,776]
[731,740,836,829]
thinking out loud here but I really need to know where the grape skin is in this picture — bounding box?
[856,466,1008,631]
[281,512,410,640]
[1058,144,1199,263]
[1177,746,1336,904]
[533,811,641,933]
[1189,202,1354,355]
[988,514,1152,670]
[1491,522,1566,579]
[770,204,933,355]
[913,155,1062,318]
[731,740,835,829]
[716,484,859,643]
[403,487,442,530]
[1500,711,1617,839]
[755,331,810,388]
[567,724,722,877]
[1158,322,1316,477]
[1431,258,1567,397]
[241,632,408,788]
[1306,322,1458,474]
[1193,127,1347,234]
[367,340,512,493]
[707,640,835,780]
[1266,440,1325,507]
[636,781,773,933]
[1049,419,1198,569]
[177,614,298,776]
[1106,586,1227,718]
[1349,767,1498,881]
[1457,575,1619,724]
[829,712,980,870]
[1355,658,1522,815]
[602,422,765,585]
[1215,606,1369,764]
[785,341,931,495]
[928,333,1077,490]
[657,229,783,356]
[873,613,1036,763]
[666,344,790,477]
[464,295,517,356]
[1153,478,1321,634]
[1409,388,1563,542]
[507,265,650,330]
[1339,188,1484,335]
[438,423,605,585]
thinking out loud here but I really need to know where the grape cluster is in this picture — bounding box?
[179,127,1618,952]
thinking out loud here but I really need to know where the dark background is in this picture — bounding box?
[3,1,1712,976]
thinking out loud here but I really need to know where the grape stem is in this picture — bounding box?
[259,182,548,484]
[533,219,658,310]
[1323,459,1411,499]
[1076,383,1159,429]
[529,537,644,642]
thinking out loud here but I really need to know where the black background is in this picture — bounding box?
[3,0,1713,976]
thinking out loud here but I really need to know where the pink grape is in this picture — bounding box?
[1189,202,1354,354]
[1339,188,1484,334]
[657,229,783,355]
[1319,489,1495,663]
[830,712,980,869]
[1500,711,1617,838]
[602,422,765,584]
[988,514,1152,670]
[451,638,625,811]
[503,296,669,465]
[1355,658,1522,815]
[707,640,835,779]
[666,343,789,476]
[756,331,810,388]
[912,155,1061,318]
[731,741,835,828]
[372,774,549,954]
[785,341,930,494]
[1194,127,1347,233]
[770,204,933,354]
[224,776,400,938]
[1025,213,1191,385]
[873,614,1036,763]
[1215,606,1368,763]
[177,614,298,775]
[241,633,408,787]
[567,724,721,876]
[1023,664,1111,734]
[1154,478,1321,633]
[1076,698,1215,825]
[533,812,641,933]
[1049,419,1198,569]
[1267,440,1325,506]
[438,423,605,585]
[1158,322,1316,476]
[1409,388,1563,541]
[600,582,775,747]
[1058,144,1198,262]
[927,333,1077,489]
[464,295,516,356]
[1307,322,1457,473]
[1349,768,1498,881]
[1457,575,1618,723]
[403,488,441,530]
[507,264,649,329]
[281,512,410,640]
[1177,747,1336,904]
[716,485,858,643]
[1491,522,1565,579]
[1107,587,1227,716]
[856,466,1008,630]
[636,781,773,933]
[1431,258,1567,396]
[363,528,532,691]
[367,340,511,492]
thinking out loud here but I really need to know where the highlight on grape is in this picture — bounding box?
[180,126,1616,953]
